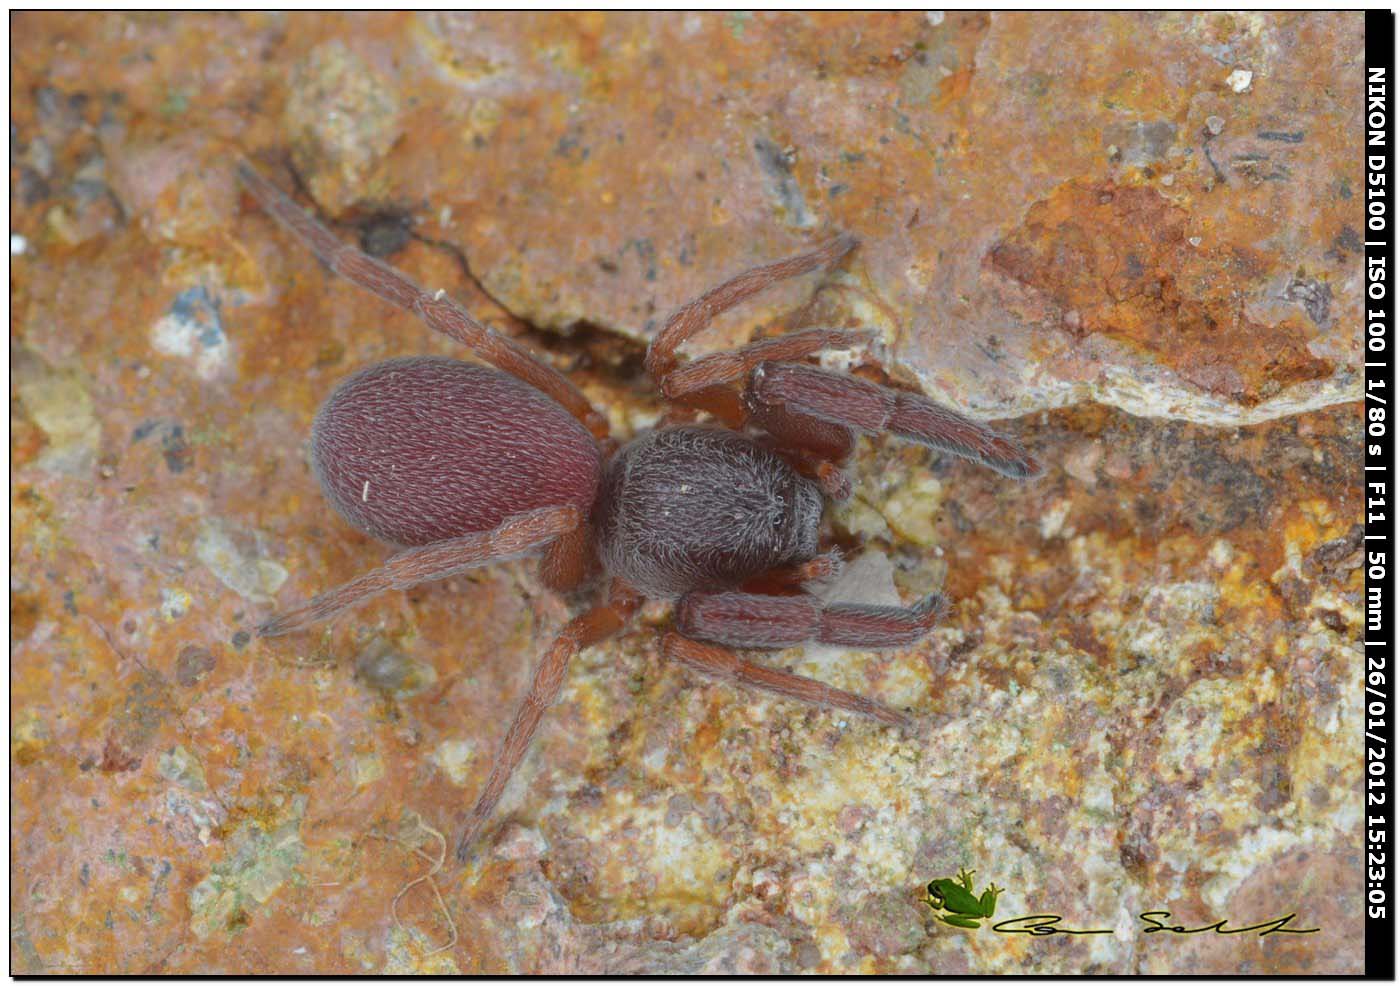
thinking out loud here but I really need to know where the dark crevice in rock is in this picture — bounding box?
[411,230,651,385]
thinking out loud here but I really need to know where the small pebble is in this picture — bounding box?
[176,644,217,686]
[1205,115,1226,135]
[1227,69,1253,93]
[10,233,28,255]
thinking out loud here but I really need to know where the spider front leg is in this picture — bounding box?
[455,581,640,862]
[747,361,1041,480]
[236,162,610,440]
[644,235,868,493]
[645,234,859,390]
[658,327,874,403]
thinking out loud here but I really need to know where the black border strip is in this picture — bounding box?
[1365,8,1395,981]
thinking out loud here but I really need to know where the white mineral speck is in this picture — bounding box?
[160,587,192,621]
[351,753,385,788]
[195,522,288,601]
[10,233,27,255]
[1209,539,1235,567]
[362,480,370,502]
[818,345,860,373]
[1039,500,1072,540]
[1227,69,1253,93]
[925,11,945,26]
[151,288,229,380]
[432,738,477,785]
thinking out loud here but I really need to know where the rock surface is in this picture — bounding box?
[11,12,1363,974]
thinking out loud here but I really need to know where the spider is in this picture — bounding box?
[235,162,1040,864]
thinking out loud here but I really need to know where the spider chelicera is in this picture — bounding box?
[235,162,1039,863]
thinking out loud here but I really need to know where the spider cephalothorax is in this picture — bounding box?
[236,162,1039,862]
[595,426,825,598]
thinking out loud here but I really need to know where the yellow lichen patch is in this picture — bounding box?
[881,474,946,547]
[12,354,100,475]
[11,709,50,767]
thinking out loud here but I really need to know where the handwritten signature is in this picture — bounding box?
[989,911,1320,938]
[921,871,1320,938]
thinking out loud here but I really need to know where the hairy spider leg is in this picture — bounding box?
[646,237,874,495]
[235,162,611,441]
[666,329,869,499]
[676,589,947,651]
[257,506,581,638]
[739,550,845,593]
[661,330,872,496]
[666,590,948,727]
[748,404,858,500]
[538,524,598,594]
[656,384,749,431]
[645,234,858,387]
[455,581,641,862]
[662,634,911,728]
[748,361,1041,480]
[660,327,874,401]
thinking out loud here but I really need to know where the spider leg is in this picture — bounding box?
[747,361,1041,479]
[258,506,581,638]
[748,404,856,501]
[662,633,910,728]
[236,162,610,441]
[644,237,865,487]
[455,582,640,862]
[646,235,858,388]
[676,589,947,650]
[738,550,845,593]
[538,524,598,594]
[667,335,863,493]
[660,327,873,401]
[663,383,750,430]
[749,398,856,464]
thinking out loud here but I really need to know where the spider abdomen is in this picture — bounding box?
[310,356,601,546]
[594,426,823,598]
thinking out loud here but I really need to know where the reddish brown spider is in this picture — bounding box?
[235,163,1039,864]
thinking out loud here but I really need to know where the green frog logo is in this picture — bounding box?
[922,868,1003,929]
